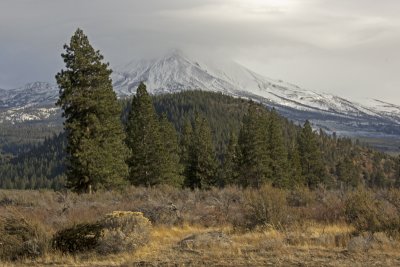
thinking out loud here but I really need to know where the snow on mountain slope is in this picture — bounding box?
[0,50,399,133]
[0,106,60,124]
[0,82,60,123]
[112,51,236,96]
[361,99,400,123]
[0,82,58,110]
[112,50,399,124]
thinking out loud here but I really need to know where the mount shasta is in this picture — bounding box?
[1,50,399,143]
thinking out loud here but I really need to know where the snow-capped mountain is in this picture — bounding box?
[111,50,400,136]
[1,50,399,138]
[0,82,60,124]
[0,105,60,124]
[0,82,58,110]
[363,99,400,122]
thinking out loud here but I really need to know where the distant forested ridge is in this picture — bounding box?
[0,132,66,189]
[0,90,399,190]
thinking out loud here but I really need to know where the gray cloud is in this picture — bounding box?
[0,0,399,104]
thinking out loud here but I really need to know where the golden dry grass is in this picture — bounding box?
[5,224,396,267]
[1,187,400,266]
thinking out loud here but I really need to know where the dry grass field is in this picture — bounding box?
[1,186,400,266]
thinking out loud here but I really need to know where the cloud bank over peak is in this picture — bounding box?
[0,0,399,104]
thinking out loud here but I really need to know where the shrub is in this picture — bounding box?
[287,186,313,207]
[52,211,151,254]
[52,223,103,253]
[137,204,182,226]
[345,188,400,236]
[236,184,288,230]
[385,189,400,212]
[97,211,151,254]
[0,210,49,261]
[314,190,346,223]
[375,199,400,237]
[345,188,380,233]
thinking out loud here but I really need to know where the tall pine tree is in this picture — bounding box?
[159,114,184,187]
[221,132,239,186]
[237,103,270,188]
[180,118,193,169]
[298,120,326,188]
[126,82,163,186]
[395,155,400,188]
[336,156,361,188]
[184,114,218,189]
[56,28,129,193]
[287,138,303,187]
[266,109,289,188]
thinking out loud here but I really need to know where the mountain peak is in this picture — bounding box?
[22,81,55,91]
[164,48,185,58]
[1,50,399,136]
[112,50,400,128]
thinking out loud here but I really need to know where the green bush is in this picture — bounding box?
[52,223,103,253]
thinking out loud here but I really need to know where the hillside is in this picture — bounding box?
[1,91,398,190]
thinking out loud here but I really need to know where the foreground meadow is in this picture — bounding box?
[1,186,400,266]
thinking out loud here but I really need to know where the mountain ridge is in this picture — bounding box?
[0,50,399,139]
[110,50,400,133]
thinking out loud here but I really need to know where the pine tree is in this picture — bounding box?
[287,139,303,187]
[158,114,184,187]
[267,110,289,188]
[184,114,217,189]
[395,156,400,188]
[237,103,270,188]
[221,133,239,186]
[370,154,388,188]
[336,156,361,188]
[180,118,193,168]
[126,82,163,186]
[55,28,129,193]
[298,120,326,188]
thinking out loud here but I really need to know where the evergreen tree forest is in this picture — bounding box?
[1,89,399,191]
[0,133,66,190]
[126,82,183,187]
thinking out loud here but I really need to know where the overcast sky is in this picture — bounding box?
[1,0,399,104]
